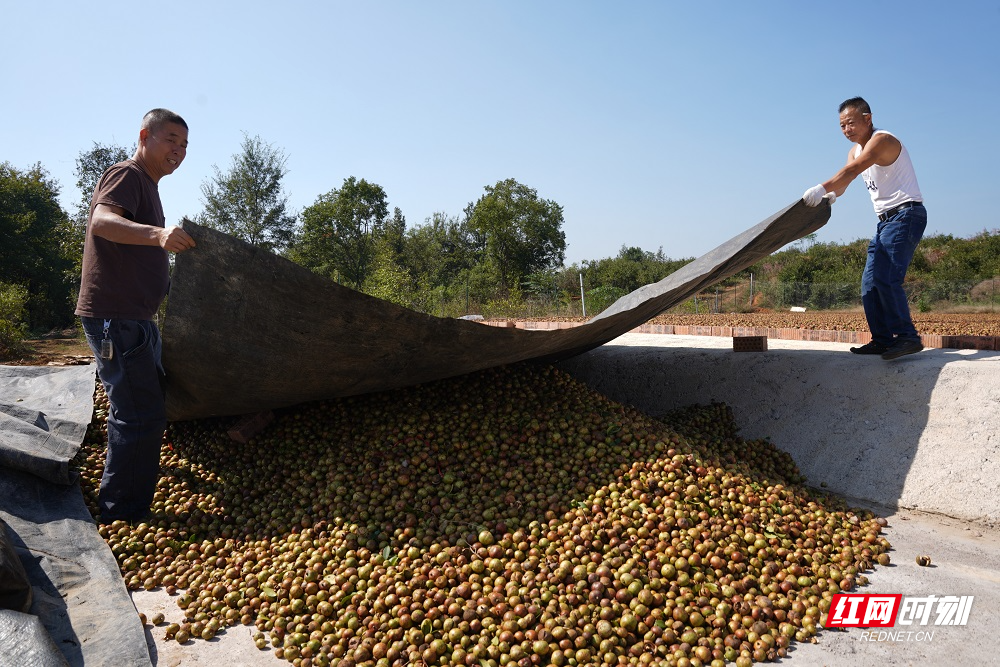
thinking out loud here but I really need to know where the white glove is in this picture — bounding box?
[824,190,836,204]
[802,184,827,207]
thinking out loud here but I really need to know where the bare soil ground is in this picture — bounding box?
[2,329,93,366]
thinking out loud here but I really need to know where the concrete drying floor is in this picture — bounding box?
[133,334,1000,666]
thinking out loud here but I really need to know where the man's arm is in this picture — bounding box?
[803,133,902,206]
[822,133,902,196]
[90,203,196,253]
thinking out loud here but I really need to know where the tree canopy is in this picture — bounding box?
[65,142,132,276]
[9,127,1000,342]
[74,141,134,216]
[584,245,690,294]
[198,134,296,252]
[464,178,567,294]
[0,162,74,328]
[291,177,392,289]
[401,212,476,292]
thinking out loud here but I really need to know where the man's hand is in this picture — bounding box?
[802,184,829,207]
[158,226,196,253]
[92,204,198,251]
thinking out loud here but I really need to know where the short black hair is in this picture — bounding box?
[839,97,871,115]
[142,108,188,133]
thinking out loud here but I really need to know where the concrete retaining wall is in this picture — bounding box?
[558,333,1000,528]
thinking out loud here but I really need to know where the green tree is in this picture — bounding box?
[0,162,74,329]
[74,142,134,215]
[363,238,415,307]
[521,267,564,307]
[387,212,480,315]
[401,212,476,290]
[67,142,132,276]
[291,177,392,289]
[464,178,567,294]
[383,207,407,258]
[198,134,296,252]
[0,282,30,357]
[585,245,690,293]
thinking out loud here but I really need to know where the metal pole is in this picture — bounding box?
[579,273,586,318]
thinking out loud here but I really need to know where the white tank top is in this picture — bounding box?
[854,130,922,214]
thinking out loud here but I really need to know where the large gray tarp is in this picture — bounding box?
[163,199,830,421]
[0,365,151,667]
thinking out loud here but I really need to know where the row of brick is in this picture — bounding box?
[482,320,999,351]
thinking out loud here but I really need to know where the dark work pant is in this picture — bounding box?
[81,317,166,521]
[860,206,927,346]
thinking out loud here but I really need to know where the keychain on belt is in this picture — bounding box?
[101,319,114,360]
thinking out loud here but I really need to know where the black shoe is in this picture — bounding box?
[881,338,924,360]
[850,341,888,355]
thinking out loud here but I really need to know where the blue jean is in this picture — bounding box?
[860,206,927,346]
[81,317,166,521]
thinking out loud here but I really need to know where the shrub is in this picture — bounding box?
[0,282,29,358]
[586,285,627,314]
[482,288,525,319]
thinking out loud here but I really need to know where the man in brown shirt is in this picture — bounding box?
[76,108,196,523]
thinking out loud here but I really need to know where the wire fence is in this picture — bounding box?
[672,279,1000,314]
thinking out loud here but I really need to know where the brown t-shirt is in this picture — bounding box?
[75,160,170,320]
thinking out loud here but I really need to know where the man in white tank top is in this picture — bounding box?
[801,96,927,361]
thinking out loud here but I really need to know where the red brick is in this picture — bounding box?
[228,411,275,443]
[733,336,768,352]
[920,334,942,349]
[941,335,994,351]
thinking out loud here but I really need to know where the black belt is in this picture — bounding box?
[878,201,923,222]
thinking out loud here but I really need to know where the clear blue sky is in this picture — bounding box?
[4,1,998,266]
